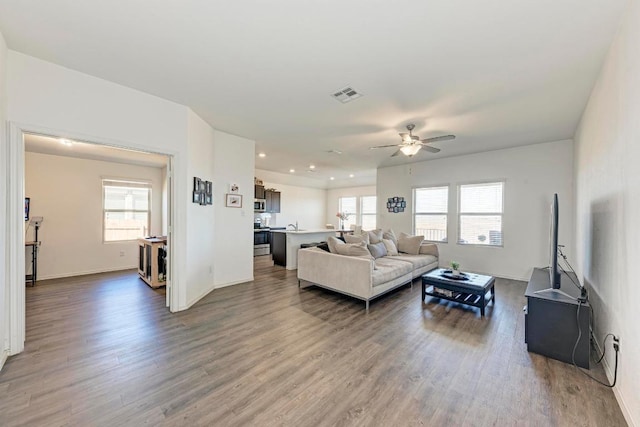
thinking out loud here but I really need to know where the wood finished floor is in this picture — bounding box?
[0,266,627,426]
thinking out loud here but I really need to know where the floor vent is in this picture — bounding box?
[331,86,363,104]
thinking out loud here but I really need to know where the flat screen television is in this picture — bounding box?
[536,193,574,299]
[549,193,561,289]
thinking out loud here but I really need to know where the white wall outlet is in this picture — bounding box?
[119,251,125,257]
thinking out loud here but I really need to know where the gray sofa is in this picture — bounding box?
[297,243,439,310]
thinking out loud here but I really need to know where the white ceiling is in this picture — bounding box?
[0,0,627,187]
[24,133,169,168]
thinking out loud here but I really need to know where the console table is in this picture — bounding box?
[525,268,590,369]
[138,237,168,288]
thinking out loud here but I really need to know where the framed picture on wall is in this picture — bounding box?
[225,194,242,208]
[193,191,201,204]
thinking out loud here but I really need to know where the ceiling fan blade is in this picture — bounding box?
[420,145,441,153]
[421,135,456,143]
[390,149,402,157]
[369,144,402,149]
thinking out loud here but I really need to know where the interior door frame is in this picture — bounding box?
[6,121,180,355]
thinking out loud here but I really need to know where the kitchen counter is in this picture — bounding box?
[270,229,340,270]
[270,229,345,235]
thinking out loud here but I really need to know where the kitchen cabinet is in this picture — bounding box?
[265,190,281,213]
[254,184,265,199]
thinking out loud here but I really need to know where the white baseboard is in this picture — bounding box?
[215,276,253,289]
[600,347,636,427]
[183,282,216,311]
[37,265,138,281]
[0,349,9,371]
[181,276,253,310]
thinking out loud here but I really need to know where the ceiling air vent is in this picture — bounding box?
[331,86,363,104]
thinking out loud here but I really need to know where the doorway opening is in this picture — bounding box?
[24,132,172,303]
[6,123,179,354]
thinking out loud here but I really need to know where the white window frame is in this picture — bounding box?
[102,179,152,243]
[413,185,449,243]
[457,180,505,247]
[360,195,377,230]
[337,195,377,230]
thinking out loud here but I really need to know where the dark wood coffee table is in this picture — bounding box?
[422,268,495,316]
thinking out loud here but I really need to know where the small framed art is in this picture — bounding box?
[226,194,242,208]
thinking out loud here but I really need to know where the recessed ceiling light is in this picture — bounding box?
[349,174,354,178]
[258,152,266,158]
[289,169,295,173]
[309,164,315,169]
[59,138,73,146]
[330,177,335,181]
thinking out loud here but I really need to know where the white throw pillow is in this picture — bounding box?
[367,229,384,244]
[383,229,398,246]
[382,238,399,256]
[397,233,424,255]
[334,241,372,258]
[344,233,370,245]
[327,236,344,254]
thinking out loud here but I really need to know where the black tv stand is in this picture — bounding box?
[525,268,590,369]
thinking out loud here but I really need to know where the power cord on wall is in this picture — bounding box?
[556,248,619,387]
[572,301,619,387]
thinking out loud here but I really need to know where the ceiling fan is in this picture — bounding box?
[369,124,456,157]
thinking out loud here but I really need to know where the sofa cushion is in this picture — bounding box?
[382,238,399,256]
[367,242,387,259]
[367,229,384,244]
[397,233,424,255]
[419,243,439,257]
[345,233,370,245]
[383,229,398,246]
[327,236,344,254]
[392,254,438,270]
[334,241,372,258]
[372,258,413,286]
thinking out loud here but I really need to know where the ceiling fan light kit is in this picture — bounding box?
[370,123,455,157]
[400,144,421,156]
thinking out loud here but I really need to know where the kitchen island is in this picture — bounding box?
[271,229,340,270]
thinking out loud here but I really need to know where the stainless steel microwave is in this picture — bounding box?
[254,199,266,212]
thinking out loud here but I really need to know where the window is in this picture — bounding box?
[414,186,448,242]
[337,195,376,230]
[338,196,357,230]
[360,196,377,230]
[103,179,151,242]
[458,181,504,246]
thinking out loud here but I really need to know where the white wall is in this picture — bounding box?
[24,152,164,280]
[326,185,377,229]
[0,29,9,367]
[213,130,255,288]
[255,169,327,229]
[574,1,640,424]
[377,140,574,281]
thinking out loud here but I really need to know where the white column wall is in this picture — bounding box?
[213,130,255,288]
[0,29,9,367]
